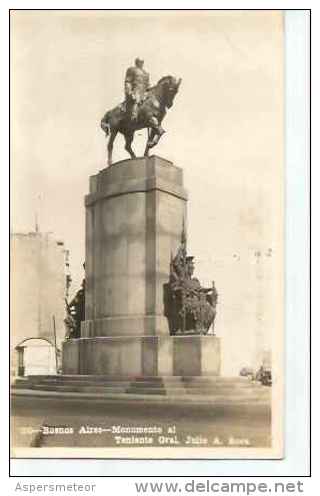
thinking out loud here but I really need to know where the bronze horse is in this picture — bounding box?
[100,75,181,165]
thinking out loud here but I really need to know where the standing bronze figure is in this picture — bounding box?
[101,59,181,165]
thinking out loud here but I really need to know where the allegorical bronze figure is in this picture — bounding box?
[64,278,85,339]
[101,57,181,164]
[164,227,218,335]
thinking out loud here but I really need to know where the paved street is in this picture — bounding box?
[11,394,271,449]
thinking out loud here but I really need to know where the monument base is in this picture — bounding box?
[62,335,220,377]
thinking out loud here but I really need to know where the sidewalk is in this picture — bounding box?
[11,386,270,407]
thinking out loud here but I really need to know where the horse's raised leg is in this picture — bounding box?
[150,127,165,147]
[107,129,117,166]
[144,118,165,157]
[124,132,136,159]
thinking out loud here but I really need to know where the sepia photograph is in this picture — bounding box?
[10,9,285,459]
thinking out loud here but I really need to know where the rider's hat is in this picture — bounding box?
[135,57,144,64]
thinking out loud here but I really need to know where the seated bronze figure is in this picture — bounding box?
[165,232,218,336]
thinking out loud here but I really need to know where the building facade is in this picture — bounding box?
[11,231,68,373]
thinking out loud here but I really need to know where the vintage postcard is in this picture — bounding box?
[10,9,284,459]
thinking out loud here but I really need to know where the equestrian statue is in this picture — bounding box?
[100,57,182,165]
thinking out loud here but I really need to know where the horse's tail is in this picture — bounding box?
[101,111,111,136]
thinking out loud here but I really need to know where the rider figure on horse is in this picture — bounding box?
[124,57,150,122]
[101,59,181,164]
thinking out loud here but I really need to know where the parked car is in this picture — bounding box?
[256,365,272,386]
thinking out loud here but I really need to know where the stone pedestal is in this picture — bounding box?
[83,155,187,338]
[63,335,220,377]
[62,156,221,377]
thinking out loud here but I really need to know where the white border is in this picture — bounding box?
[4,6,310,477]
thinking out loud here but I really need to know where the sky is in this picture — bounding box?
[11,10,284,375]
